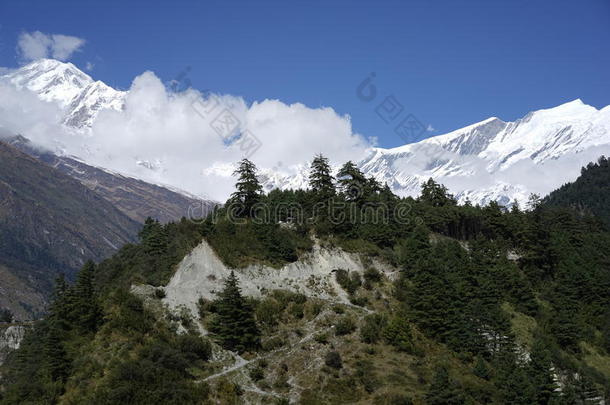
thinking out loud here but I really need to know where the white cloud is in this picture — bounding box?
[426,124,435,132]
[85,61,94,71]
[0,71,371,201]
[17,31,85,62]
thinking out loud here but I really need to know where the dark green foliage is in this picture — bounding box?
[334,316,356,336]
[0,309,13,323]
[425,366,465,405]
[337,161,367,201]
[324,351,342,369]
[249,365,265,382]
[360,314,387,344]
[96,217,205,287]
[544,155,610,227]
[382,316,413,352]
[229,158,263,217]
[308,153,336,199]
[154,288,166,299]
[527,336,559,404]
[472,357,490,380]
[44,321,70,383]
[201,216,312,268]
[334,269,361,295]
[209,271,260,353]
[419,178,456,207]
[3,155,610,403]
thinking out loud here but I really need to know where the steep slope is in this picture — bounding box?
[7,136,216,224]
[0,141,139,319]
[544,155,610,226]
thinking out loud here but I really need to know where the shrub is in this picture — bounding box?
[335,269,362,295]
[373,393,414,405]
[249,366,265,382]
[355,359,379,393]
[197,297,215,319]
[364,267,382,283]
[261,336,285,351]
[288,302,304,319]
[325,351,343,369]
[335,316,356,336]
[0,308,14,323]
[256,298,282,327]
[360,314,387,344]
[177,333,212,361]
[154,288,166,299]
[314,333,329,344]
[349,295,368,307]
[383,317,413,352]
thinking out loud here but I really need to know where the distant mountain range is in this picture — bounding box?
[3,59,610,206]
[258,100,610,206]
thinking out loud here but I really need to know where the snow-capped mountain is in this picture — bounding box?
[3,59,610,206]
[3,59,125,128]
[359,100,610,205]
[259,100,610,206]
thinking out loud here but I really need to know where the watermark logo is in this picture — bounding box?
[188,198,419,226]
[169,66,263,159]
[356,72,428,144]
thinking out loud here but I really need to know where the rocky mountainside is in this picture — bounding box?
[0,141,140,319]
[6,135,215,224]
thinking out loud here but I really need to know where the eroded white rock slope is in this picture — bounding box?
[163,240,395,317]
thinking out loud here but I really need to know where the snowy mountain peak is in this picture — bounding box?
[4,59,93,107]
[2,59,609,208]
[2,59,125,128]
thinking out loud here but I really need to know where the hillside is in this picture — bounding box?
[0,141,140,320]
[6,135,216,224]
[1,156,609,404]
[544,156,610,227]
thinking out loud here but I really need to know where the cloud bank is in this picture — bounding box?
[0,71,371,201]
[17,31,85,62]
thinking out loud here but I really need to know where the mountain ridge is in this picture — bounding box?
[3,59,610,207]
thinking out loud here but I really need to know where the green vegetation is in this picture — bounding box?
[0,309,13,324]
[208,271,260,353]
[544,155,610,227]
[2,154,610,404]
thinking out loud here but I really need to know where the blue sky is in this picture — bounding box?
[1,0,609,148]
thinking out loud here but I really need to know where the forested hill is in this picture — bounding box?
[544,156,610,227]
[1,156,610,404]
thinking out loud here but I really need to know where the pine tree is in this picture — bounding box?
[425,366,465,405]
[337,161,367,201]
[44,320,70,383]
[49,274,72,329]
[230,159,263,217]
[308,154,335,199]
[210,271,260,353]
[420,178,456,207]
[473,356,490,380]
[71,261,102,332]
[140,217,169,256]
[527,337,559,404]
